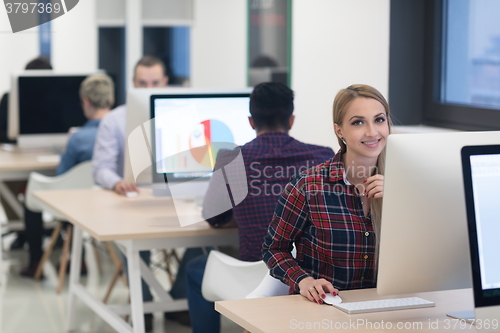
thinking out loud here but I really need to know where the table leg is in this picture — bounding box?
[126,241,145,333]
[0,181,23,219]
[66,226,82,331]
[0,198,8,286]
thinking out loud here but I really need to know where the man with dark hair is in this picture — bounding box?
[186,82,335,333]
[93,55,168,195]
[133,55,168,87]
[24,56,52,70]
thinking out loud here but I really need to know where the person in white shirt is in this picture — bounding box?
[93,56,196,330]
[93,56,168,194]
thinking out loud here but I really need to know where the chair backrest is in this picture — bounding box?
[245,245,296,299]
[245,272,290,299]
[26,161,94,213]
[201,250,268,302]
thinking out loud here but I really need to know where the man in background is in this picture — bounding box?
[93,55,198,331]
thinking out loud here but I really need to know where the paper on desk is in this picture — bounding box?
[37,155,61,163]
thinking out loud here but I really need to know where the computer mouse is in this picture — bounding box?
[322,293,342,305]
[125,191,138,198]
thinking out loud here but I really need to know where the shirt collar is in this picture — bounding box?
[83,119,101,128]
[256,132,290,138]
[328,149,349,184]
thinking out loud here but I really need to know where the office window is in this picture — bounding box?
[442,0,500,109]
[418,0,500,130]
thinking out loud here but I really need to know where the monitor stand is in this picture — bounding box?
[17,134,67,154]
[447,310,475,323]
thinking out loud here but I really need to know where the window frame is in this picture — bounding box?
[422,0,500,131]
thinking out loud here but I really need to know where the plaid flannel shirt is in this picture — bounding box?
[262,151,377,293]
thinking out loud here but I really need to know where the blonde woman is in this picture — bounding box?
[262,84,391,304]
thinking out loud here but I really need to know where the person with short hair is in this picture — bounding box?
[57,74,114,174]
[92,55,198,331]
[93,55,168,195]
[262,84,391,304]
[186,82,335,333]
[24,56,52,70]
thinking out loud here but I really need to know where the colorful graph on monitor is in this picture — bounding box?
[189,119,234,168]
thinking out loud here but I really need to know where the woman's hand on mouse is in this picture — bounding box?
[299,277,338,304]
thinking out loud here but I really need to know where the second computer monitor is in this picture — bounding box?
[377,131,500,296]
[149,90,254,197]
[8,71,100,148]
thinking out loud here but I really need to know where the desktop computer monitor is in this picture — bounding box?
[8,71,99,149]
[461,145,500,328]
[149,91,254,198]
[377,131,500,296]
[125,88,254,198]
[124,87,183,185]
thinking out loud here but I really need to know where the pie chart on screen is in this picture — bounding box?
[189,119,234,168]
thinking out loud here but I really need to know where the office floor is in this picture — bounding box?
[0,234,243,333]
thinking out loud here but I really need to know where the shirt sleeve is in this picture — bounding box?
[92,115,122,190]
[57,134,80,175]
[202,150,235,227]
[262,174,311,292]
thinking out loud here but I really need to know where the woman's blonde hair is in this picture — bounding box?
[332,84,392,269]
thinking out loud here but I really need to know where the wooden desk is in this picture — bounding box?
[0,147,59,284]
[216,289,481,333]
[33,188,238,333]
[0,147,59,225]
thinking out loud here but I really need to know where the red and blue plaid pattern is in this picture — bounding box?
[202,132,334,261]
[263,151,376,294]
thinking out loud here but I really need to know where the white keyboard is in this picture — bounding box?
[332,297,435,314]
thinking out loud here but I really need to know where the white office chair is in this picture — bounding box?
[202,246,297,302]
[201,250,269,302]
[25,161,95,293]
[245,271,290,299]
[245,246,296,299]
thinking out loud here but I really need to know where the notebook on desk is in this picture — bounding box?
[461,145,500,332]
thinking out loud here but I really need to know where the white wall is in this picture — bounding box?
[190,0,246,88]
[0,13,39,96]
[51,0,98,72]
[0,0,97,96]
[290,0,390,151]
[0,0,390,142]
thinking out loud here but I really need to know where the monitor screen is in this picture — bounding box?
[462,145,500,310]
[151,93,255,181]
[18,75,87,134]
[469,153,500,290]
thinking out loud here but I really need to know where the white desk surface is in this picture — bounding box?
[32,188,237,241]
[216,288,481,333]
[32,187,238,333]
[0,147,59,172]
